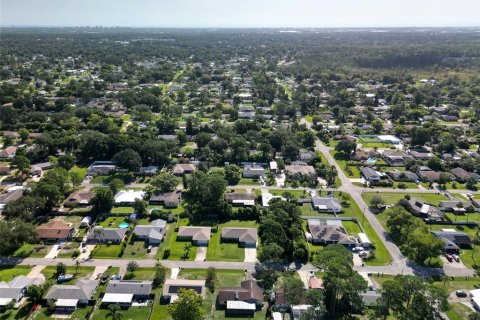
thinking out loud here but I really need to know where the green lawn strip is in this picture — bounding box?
[0,265,31,281]
[445,212,480,223]
[343,221,363,236]
[90,304,152,320]
[445,302,473,320]
[122,241,149,259]
[270,189,309,199]
[91,244,123,258]
[98,216,129,228]
[11,243,50,258]
[41,266,94,284]
[212,309,267,320]
[124,267,156,280]
[110,206,134,214]
[167,231,197,261]
[238,178,260,186]
[206,231,244,262]
[156,224,175,259]
[334,192,391,266]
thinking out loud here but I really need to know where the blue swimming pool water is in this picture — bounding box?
[119,222,129,228]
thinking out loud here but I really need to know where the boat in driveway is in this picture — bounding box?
[57,274,73,282]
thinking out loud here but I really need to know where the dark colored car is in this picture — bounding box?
[455,290,467,298]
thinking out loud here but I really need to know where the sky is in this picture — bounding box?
[1,0,479,28]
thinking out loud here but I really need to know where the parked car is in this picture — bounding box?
[452,254,460,262]
[445,253,453,262]
[82,248,87,253]
[101,273,109,284]
[81,242,87,247]
[456,290,467,298]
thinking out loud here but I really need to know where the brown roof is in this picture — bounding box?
[218,280,263,303]
[149,191,181,203]
[285,165,315,176]
[36,221,73,239]
[172,163,196,175]
[221,227,257,243]
[0,188,24,203]
[308,277,323,289]
[0,146,17,157]
[66,189,94,204]
[177,226,211,241]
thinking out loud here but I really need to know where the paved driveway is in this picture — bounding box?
[45,244,60,259]
[79,245,96,261]
[244,247,257,263]
[90,266,108,280]
[195,246,207,261]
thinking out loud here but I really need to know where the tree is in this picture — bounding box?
[187,172,227,215]
[259,243,285,262]
[56,262,67,276]
[92,189,114,214]
[151,172,178,192]
[12,155,30,176]
[3,299,15,316]
[69,171,82,187]
[153,266,167,288]
[0,219,37,254]
[168,289,205,320]
[304,289,327,319]
[57,155,76,170]
[370,196,385,208]
[106,303,123,320]
[133,198,148,217]
[127,261,139,275]
[182,243,192,259]
[109,178,124,195]
[283,275,305,306]
[35,182,62,209]
[253,263,279,290]
[25,284,46,304]
[206,267,217,293]
[223,164,242,185]
[372,120,384,134]
[112,148,142,172]
[335,139,356,156]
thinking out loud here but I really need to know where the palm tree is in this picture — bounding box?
[183,243,192,259]
[107,304,123,320]
[74,260,80,275]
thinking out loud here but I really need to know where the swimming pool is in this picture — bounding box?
[119,222,129,228]
[366,157,376,164]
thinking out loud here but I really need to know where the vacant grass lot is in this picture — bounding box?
[330,151,361,178]
[91,244,123,258]
[238,177,260,186]
[122,241,148,259]
[11,243,50,258]
[362,192,448,206]
[0,265,31,281]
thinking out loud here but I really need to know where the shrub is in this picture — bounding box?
[163,249,170,259]
[72,249,80,258]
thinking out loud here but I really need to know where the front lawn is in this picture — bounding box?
[362,192,448,206]
[11,243,50,258]
[0,266,31,281]
[41,266,94,284]
[207,232,245,262]
[343,221,363,236]
[167,232,197,260]
[122,241,148,259]
[330,151,361,178]
[91,244,123,258]
[91,303,152,320]
[124,267,156,280]
[238,178,260,186]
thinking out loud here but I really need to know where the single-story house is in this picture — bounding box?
[242,165,265,178]
[217,279,263,314]
[224,193,255,206]
[438,198,472,214]
[361,291,381,308]
[470,289,480,310]
[37,221,75,242]
[386,170,419,182]
[284,164,316,177]
[45,279,99,313]
[432,229,472,253]
[133,219,167,245]
[221,227,257,247]
[87,161,116,176]
[0,187,24,205]
[177,226,211,245]
[86,226,127,244]
[114,190,145,206]
[307,219,356,247]
[162,279,206,302]
[311,196,342,213]
[408,149,435,161]
[407,198,444,221]
[102,280,153,307]
[149,191,181,208]
[417,168,454,182]
[172,163,196,176]
[0,164,11,175]
[65,189,94,207]
[0,146,17,159]
[450,167,480,182]
[381,150,411,166]
[360,167,383,184]
[0,276,43,309]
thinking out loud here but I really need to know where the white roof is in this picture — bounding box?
[272,312,283,320]
[472,295,480,309]
[56,299,78,307]
[377,135,401,143]
[269,161,278,170]
[358,233,371,244]
[0,298,14,306]
[114,190,145,204]
[441,228,457,232]
[232,199,255,206]
[226,300,256,310]
[261,192,284,207]
[102,293,134,303]
[420,204,430,214]
[470,289,480,298]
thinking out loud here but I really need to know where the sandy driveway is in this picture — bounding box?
[27,266,46,281]
[45,244,61,259]
[195,246,207,261]
[79,245,96,261]
[244,247,257,263]
[90,266,108,280]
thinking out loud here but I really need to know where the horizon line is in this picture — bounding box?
[1,25,480,29]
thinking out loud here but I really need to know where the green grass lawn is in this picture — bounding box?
[122,241,148,259]
[124,267,157,280]
[91,303,152,320]
[57,242,79,258]
[343,221,363,236]
[445,302,473,320]
[207,233,245,262]
[238,178,260,186]
[270,189,310,199]
[445,212,480,223]
[0,266,31,281]
[91,244,123,258]
[179,269,246,287]
[168,232,197,260]
[330,151,361,178]
[110,206,135,214]
[362,192,448,206]
[156,225,175,259]
[11,243,50,258]
[69,166,88,180]
[41,266,94,284]
[98,216,130,228]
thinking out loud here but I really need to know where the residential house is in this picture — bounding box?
[45,279,99,313]
[139,166,159,176]
[450,167,480,182]
[386,170,419,182]
[86,226,127,244]
[438,198,472,214]
[352,149,375,162]
[0,187,24,206]
[149,191,181,208]
[407,198,444,221]
[133,219,167,245]
[102,280,153,307]
[242,165,265,178]
[299,151,315,162]
[37,221,75,242]
[224,193,255,206]
[177,226,211,245]
[381,150,411,166]
[221,228,257,247]
[162,279,206,302]
[311,196,342,213]
[308,277,323,289]
[408,148,435,161]
[0,164,11,175]
[217,279,264,315]
[172,163,196,176]
[361,291,382,308]
[0,146,17,159]
[114,190,145,206]
[65,189,94,207]
[432,229,472,253]
[441,153,462,161]
[0,276,43,309]
[284,164,316,178]
[87,161,116,176]
[417,167,454,183]
[307,219,356,247]
[360,167,387,185]
[269,161,278,173]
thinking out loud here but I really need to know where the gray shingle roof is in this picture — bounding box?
[106,280,152,295]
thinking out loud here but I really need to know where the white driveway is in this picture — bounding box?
[275,173,286,187]
[244,247,257,263]
[45,244,61,259]
[195,246,207,261]
[79,244,96,261]
[170,267,180,280]
[90,266,108,280]
[27,266,46,281]
[353,253,363,266]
